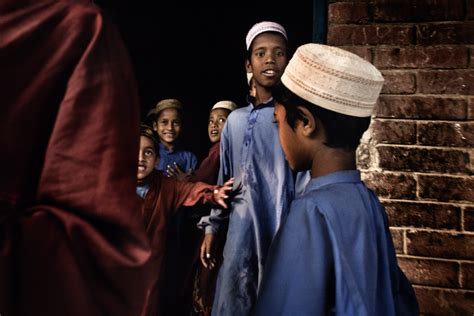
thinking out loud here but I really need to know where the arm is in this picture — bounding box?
[255,201,334,315]
[171,178,234,211]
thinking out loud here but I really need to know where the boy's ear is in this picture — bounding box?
[152,121,157,131]
[245,59,252,73]
[297,106,316,137]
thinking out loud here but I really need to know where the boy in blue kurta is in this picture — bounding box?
[254,44,419,315]
[197,21,303,315]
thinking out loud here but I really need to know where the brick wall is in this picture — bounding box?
[327,0,474,314]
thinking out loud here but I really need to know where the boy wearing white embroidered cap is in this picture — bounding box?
[197,21,305,316]
[255,44,419,315]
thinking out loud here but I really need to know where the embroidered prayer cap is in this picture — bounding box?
[245,21,287,51]
[154,98,183,115]
[281,43,384,117]
[211,100,238,112]
[140,123,159,146]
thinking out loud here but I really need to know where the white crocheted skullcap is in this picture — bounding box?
[281,43,384,117]
[211,100,238,112]
[246,21,287,50]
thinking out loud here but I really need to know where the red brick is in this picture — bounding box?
[462,262,474,290]
[374,46,469,69]
[418,70,474,95]
[414,286,474,315]
[418,175,474,203]
[464,206,474,231]
[371,119,416,144]
[468,1,474,20]
[398,257,459,287]
[362,171,416,199]
[383,201,461,230]
[328,25,414,46]
[390,228,404,254]
[417,22,474,45]
[417,121,474,147]
[407,231,474,260]
[469,97,474,119]
[376,145,471,174]
[340,46,373,62]
[375,96,468,120]
[471,47,474,68]
[380,71,416,94]
[373,0,464,22]
[328,2,370,24]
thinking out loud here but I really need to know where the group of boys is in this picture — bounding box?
[1,0,419,314]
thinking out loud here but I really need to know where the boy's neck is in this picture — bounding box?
[161,142,174,151]
[254,86,273,106]
[311,147,356,178]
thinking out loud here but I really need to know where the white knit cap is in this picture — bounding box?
[281,44,384,117]
[245,21,287,50]
[211,100,238,112]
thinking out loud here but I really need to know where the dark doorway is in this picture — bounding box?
[96,1,313,160]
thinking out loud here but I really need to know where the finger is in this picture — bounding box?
[200,247,208,268]
[217,200,227,209]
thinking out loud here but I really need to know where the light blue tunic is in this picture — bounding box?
[255,170,419,316]
[199,98,299,315]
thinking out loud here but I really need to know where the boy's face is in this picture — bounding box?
[273,103,308,171]
[137,136,158,182]
[208,108,230,143]
[246,32,288,90]
[153,108,182,147]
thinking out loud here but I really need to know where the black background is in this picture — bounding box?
[95,1,313,159]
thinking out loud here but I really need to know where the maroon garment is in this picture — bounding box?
[0,1,152,315]
[172,142,223,316]
[139,171,217,316]
[189,142,221,184]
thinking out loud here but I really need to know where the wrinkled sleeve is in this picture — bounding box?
[254,200,334,315]
[171,178,218,212]
[197,123,233,234]
[0,3,151,316]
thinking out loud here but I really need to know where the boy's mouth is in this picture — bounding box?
[210,130,218,136]
[262,69,278,77]
[138,165,146,171]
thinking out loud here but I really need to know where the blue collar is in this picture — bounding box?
[305,170,361,194]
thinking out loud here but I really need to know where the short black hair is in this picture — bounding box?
[140,123,160,153]
[273,83,371,151]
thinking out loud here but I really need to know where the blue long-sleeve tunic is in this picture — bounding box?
[254,170,419,316]
[199,98,298,315]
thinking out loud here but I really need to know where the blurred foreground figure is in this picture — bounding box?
[0,0,152,315]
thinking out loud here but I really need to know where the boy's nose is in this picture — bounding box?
[265,55,276,64]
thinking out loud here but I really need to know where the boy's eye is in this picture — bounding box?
[255,51,265,58]
[208,120,214,125]
[218,118,226,124]
[172,120,182,126]
[276,51,285,57]
[145,150,155,156]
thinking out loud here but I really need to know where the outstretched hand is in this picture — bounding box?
[213,178,234,209]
